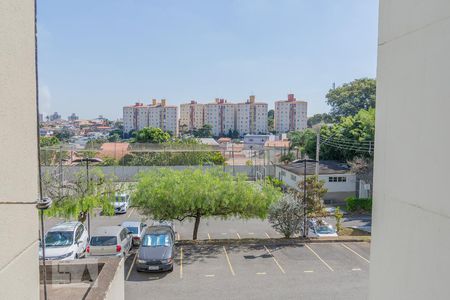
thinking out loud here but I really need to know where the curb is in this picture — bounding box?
[176,236,371,246]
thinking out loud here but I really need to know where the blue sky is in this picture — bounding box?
[37,0,379,120]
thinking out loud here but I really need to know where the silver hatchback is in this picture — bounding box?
[87,226,133,257]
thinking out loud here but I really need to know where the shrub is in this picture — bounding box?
[346,197,372,213]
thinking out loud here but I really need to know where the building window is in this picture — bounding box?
[329,176,346,182]
[290,174,296,181]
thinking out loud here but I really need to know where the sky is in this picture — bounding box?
[37,0,379,120]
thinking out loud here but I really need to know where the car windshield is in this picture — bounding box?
[316,226,336,234]
[90,236,117,246]
[115,195,127,202]
[126,227,138,234]
[142,234,171,247]
[45,231,73,247]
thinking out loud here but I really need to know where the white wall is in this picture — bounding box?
[0,0,40,299]
[371,1,450,299]
[275,167,356,193]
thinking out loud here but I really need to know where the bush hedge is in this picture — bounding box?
[346,197,372,213]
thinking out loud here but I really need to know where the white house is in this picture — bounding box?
[275,160,356,204]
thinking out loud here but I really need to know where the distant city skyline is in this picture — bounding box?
[37,0,378,119]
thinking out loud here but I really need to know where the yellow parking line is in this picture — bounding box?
[223,246,235,276]
[207,233,211,240]
[305,244,334,271]
[341,243,370,263]
[126,253,138,281]
[264,232,271,239]
[180,247,183,279]
[236,232,241,239]
[304,270,314,273]
[264,245,285,274]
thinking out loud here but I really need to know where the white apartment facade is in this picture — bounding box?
[123,99,178,135]
[274,94,307,133]
[204,99,235,136]
[236,95,268,135]
[179,101,204,132]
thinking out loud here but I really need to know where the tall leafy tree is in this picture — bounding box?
[193,124,213,138]
[268,193,304,238]
[40,136,60,147]
[307,113,334,127]
[133,168,282,240]
[133,127,170,143]
[326,78,376,118]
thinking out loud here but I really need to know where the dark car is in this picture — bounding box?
[136,226,175,272]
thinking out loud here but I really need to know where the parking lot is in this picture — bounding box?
[44,208,370,300]
[125,242,370,300]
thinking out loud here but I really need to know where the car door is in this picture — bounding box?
[74,225,83,257]
[79,224,88,252]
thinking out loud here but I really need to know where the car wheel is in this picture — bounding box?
[168,265,173,272]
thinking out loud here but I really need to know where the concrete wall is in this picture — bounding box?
[42,165,276,182]
[104,258,124,300]
[0,0,40,299]
[371,1,450,299]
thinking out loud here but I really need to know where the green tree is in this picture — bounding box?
[307,113,334,127]
[268,109,275,132]
[43,168,116,222]
[268,193,304,238]
[133,168,282,240]
[334,207,344,233]
[193,124,213,138]
[133,127,171,143]
[108,133,120,142]
[40,136,60,147]
[54,128,73,141]
[295,175,328,217]
[326,78,376,118]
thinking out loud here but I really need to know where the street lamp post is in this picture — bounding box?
[72,157,103,239]
[292,159,318,238]
[37,197,52,300]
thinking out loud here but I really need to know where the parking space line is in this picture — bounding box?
[352,268,362,271]
[126,253,137,281]
[177,233,180,241]
[223,246,235,276]
[304,270,314,273]
[126,208,135,219]
[305,244,334,272]
[205,274,215,277]
[236,232,241,239]
[256,272,266,275]
[341,243,370,263]
[264,245,286,274]
[207,233,211,240]
[248,232,254,235]
[264,232,271,239]
[180,247,183,279]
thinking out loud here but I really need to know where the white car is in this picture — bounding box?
[310,221,338,238]
[39,221,89,260]
[121,221,147,246]
[113,193,130,214]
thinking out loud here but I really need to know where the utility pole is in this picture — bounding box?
[315,129,320,176]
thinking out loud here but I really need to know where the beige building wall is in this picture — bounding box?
[371,1,450,299]
[0,0,40,299]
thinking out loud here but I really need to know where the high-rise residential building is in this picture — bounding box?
[274,94,307,133]
[39,113,43,123]
[68,113,79,122]
[236,95,268,135]
[204,98,235,136]
[179,100,204,132]
[49,112,61,121]
[123,99,178,135]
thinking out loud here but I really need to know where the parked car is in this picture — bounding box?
[39,221,88,260]
[113,193,130,214]
[87,226,133,257]
[310,221,338,237]
[136,225,175,272]
[121,221,147,246]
